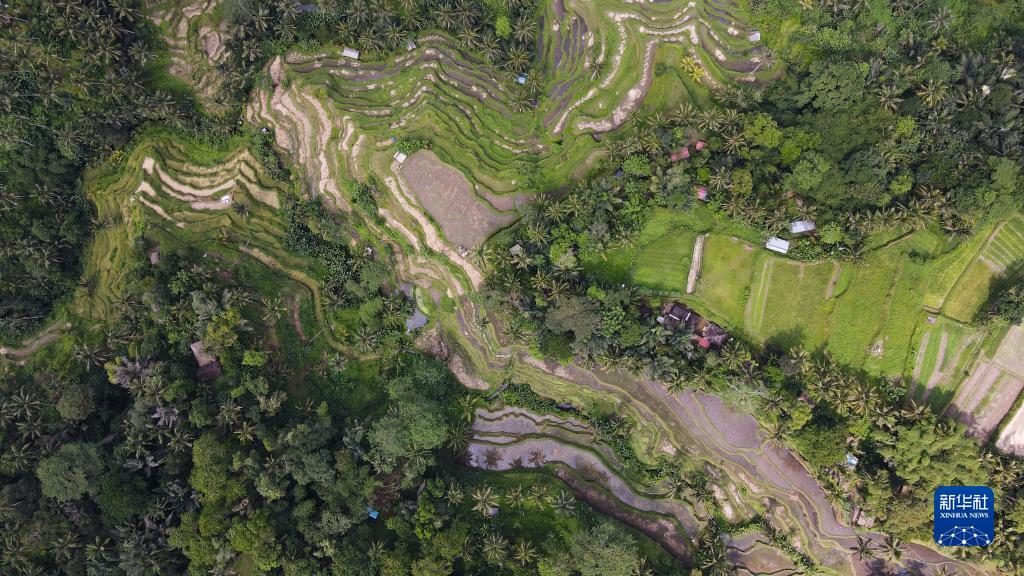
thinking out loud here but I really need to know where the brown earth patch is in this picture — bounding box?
[398,150,515,249]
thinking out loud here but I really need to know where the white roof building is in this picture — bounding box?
[790,220,816,235]
[342,47,360,60]
[394,151,408,163]
[748,31,761,42]
[406,39,417,51]
[219,194,232,205]
[766,237,790,254]
[516,74,527,85]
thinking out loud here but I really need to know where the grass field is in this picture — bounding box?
[746,258,836,351]
[690,234,758,327]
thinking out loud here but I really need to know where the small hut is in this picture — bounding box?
[694,140,706,151]
[695,186,708,201]
[670,147,690,162]
[190,341,222,381]
[394,151,408,163]
[765,237,790,254]
[748,31,761,42]
[342,47,360,60]
[789,220,816,236]
[516,74,527,85]
[406,39,417,52]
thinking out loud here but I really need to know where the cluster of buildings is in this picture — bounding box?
[656,301,729,349]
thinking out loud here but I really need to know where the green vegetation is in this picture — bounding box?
[4,0,1024,574]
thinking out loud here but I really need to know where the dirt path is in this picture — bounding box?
[0,321,67,361]
[686,234,706,294]
[290,296,307,342]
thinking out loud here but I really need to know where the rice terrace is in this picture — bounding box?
[2,0,1024,576]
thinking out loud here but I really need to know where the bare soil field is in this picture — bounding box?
[996,402,1024,456]
[397,150,515,249]
[947,326,1024,439]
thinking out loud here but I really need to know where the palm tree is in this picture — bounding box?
[879,533,904,563]
[664,473,688,499]
[472,486,499,517]
[504,45,531,72]
[504,486,526,509]
[697,108,724,134]
[482,532,508,564]
[763,420,787,447]
[709,167,731,192]
[550,490,575,515]
[483,447,502,469]
[445,481,465,505]
[916,79,948,109]
[698,527,733,576]
[513,540,537,566]
[723,131,746,156]
[851,535,875,561]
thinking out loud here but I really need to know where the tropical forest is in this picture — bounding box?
[1,0,1024,575]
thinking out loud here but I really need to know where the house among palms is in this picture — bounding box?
[696,186,708,201]
[406,39,417,52]
[342,47,360,60]
[790,220,816,236]
[190,341,222,381]
[656,302,729,348]
[694,140,706,151]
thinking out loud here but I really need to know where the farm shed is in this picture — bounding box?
[509,243,523,256]
[342,47,360,60]
[190,341,222,381]
[406,39,417,51]
[696,186,708,201]
[766,237,790,254]
[694,140,706,151]
[394,151,408,163]
[790,220,816,236]
[748,31,761,42]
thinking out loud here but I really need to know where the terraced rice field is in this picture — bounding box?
[149,0,231,114]
[942,216,1024,322]
[909,318,983,409]
[947,326,1024,441]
